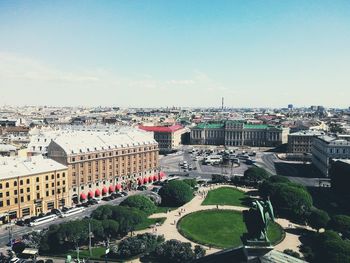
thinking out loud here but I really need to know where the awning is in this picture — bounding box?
[80,193,87,200]
[95,189,101,197]
[138,178,143,185]
[88,191,94,199]
[143,177,149,184]
[109,185,115,193]
[149,175,155,182]
[102,186,108,195]
[160,171,166,178]
[116,184,122,190]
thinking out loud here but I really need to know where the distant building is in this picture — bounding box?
[288,104,293,110]
[190,121,289,147]
[311,135,350,177]
[0,156,68,222]
[138,125,188,153]
[0,144,17,156]
[288,130,324,154]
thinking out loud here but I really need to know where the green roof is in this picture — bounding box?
[196,123,225,129]
[243,124,281,130]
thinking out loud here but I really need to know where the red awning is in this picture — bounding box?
[116,183,122,190]
[138,178,143,185]
[88,191,94,199]
[80,193,87,200]
[154,174,159,181]
[159,171,166,178]
[95,189,101,197]
[109,185,115,193]
[150,175,155,182]
[102,186,108,195]
[143,177,149,184]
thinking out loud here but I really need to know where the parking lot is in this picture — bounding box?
[160,145,257,180]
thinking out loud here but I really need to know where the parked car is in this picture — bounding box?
[137,185,147,191]
[102,196,112,201]
[113,192,123,198]
[121,191,128,196]
[16,220,25,226]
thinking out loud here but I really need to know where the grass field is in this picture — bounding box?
[134,217,166,231]
[178,210,284,248]
[178,210,247,248]
[202,187,247,207]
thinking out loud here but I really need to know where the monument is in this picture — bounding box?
[242,199,275,260]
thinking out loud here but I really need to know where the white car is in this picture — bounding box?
[10,258,20,263]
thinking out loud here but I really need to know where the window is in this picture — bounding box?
[14,181,17,187]
[14,190,17,195]
[51,174,54,179]
[20,196,24,202]
[0,201,3,207]
[27,187,30,193]
[27,195,30,201]
[6,182,9,188]
[37,193,40,199]
[47,202,54,210]
[36,177,39,182]
[45,176,48,180]
[20,189,23,194]
[36,185,39,191]
[62,172,65,177]
[46,191,49,197]
[51,190,55,195]
[14,198,18,204]
[26,179,30,184]
[6,191,9,197]
[7,200,10,206]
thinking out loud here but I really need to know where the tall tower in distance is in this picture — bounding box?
[221,97,224,111]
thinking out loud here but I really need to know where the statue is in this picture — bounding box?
[243,199,275,244]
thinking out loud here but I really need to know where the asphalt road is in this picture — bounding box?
[0,191,151,248]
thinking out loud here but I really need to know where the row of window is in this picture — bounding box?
[70,146,158,162]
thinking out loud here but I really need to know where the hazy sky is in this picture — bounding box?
[0,1,350,108]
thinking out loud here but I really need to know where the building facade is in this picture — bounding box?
[47,129,160,204]
[311,135,350,177]
[138,125,188,153]
[288,130,324,154]
[0,156,68,222]
[190,121,289,147]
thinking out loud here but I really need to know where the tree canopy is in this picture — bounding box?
[158,180,193,206]
[120,195,156,215]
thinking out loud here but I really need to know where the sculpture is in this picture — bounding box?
[244,199,275,243]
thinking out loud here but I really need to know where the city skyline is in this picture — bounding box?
[1,1,350,108]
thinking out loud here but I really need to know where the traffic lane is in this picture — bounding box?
[0,191,152,247]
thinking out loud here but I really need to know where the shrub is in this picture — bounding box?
[159,181,193,206]
[120,195,156,215]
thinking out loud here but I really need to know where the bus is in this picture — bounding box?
[60,207,85,218]
[204,155,222,165]
[29,214,58,226]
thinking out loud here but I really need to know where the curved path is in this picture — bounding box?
[134,184,313,256]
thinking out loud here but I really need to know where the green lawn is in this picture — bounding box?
[267,222,285,245]
[202,187,248,207]
[134,217,166,231]
[178,210,247,248]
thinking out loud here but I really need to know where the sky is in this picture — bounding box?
[0,0,350,108]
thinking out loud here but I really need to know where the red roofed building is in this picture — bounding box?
[139,125,188,153]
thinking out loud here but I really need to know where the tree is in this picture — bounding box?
[101,219,119,238]
[244,167,270,182]
[158,180,193,206]
[153,239,195,263]
[271,184,313,220]
[115,233,164,259]
[120,195,156,215]
[91,205,113,220]
[182,179,198,188]
[328,215,350,238]
[308,207,330,232]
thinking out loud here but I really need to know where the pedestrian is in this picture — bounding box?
[216,204,219,209]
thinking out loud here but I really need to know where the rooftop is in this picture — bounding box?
[289,130,324,136]
[50,128,157,154]
[195,123,225,129]
[0,155,67,180]
[138,124,184,133]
